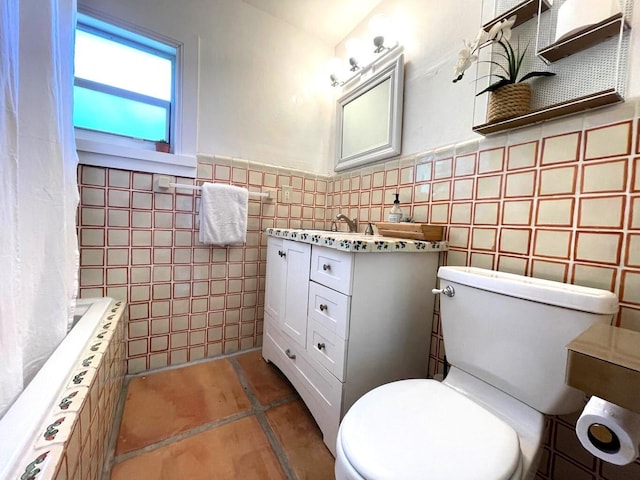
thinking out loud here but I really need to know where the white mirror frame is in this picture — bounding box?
[334,51,404,172]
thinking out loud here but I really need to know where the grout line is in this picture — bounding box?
[107,353,301,479]
[229,356,298,480]
[101,375,132,480]
[255,412,298,480]
[112,409,257,464]
[125,346,263,379]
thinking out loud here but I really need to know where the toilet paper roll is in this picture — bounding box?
[576,396,640,465]
[555,0,622,42]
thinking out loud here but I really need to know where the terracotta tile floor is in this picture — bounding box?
[107,350,336,480]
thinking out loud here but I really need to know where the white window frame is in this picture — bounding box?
[75,7,197,178]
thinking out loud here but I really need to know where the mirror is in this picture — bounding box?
[335,52,404,171]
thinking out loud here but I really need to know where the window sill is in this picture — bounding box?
[76,137,197,178]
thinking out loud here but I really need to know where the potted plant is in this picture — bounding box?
[155,139,170,153]
[453,15,555,122]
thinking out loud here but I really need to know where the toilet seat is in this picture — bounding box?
[338,379,522,480]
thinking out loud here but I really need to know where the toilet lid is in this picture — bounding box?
[340,379,521,480]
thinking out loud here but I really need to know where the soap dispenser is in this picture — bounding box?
[388,193,403,223]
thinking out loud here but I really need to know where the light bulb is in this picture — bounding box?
[368,14,389,37]
[345,38,365,59]
[326,57,342,73]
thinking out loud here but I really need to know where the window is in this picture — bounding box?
[74,14,176,144]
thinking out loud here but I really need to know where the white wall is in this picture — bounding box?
[330,0,485,167]
[333,0,640,172]
[79,0,336,174]
[79,0,640,175]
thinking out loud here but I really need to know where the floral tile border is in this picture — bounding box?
[15,445,64,480]
[54,387,88,414]
[264,228,448,253]
[9,299,127,480]
[34,414,73,449]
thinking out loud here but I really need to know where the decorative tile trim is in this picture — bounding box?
[55,388,88,414]
[16,446,64,480]
[263,228,447,253]
[9,299,127,480]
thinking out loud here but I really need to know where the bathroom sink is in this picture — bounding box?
[297,229,357,235]
[294,229,384,240]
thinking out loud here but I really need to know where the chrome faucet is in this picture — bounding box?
[335,213,357,233]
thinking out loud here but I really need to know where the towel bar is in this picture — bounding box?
[167,182,272,200]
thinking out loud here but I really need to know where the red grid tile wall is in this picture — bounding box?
[77,158,330,374]
[328,115,640,480]
[76,111,640,479]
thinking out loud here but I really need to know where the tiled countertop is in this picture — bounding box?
[264,228,448,253]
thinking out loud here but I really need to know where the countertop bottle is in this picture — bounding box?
[388,193,403,223]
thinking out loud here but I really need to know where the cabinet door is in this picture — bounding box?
[265,237,284,320]
[281,241,311,347]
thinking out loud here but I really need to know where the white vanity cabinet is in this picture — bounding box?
[264,237,311,348]
[262,234,440,455]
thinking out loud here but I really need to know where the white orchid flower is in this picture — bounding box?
[469,28,488,53]
[453,47,477,81]
[502,16,517,31]
[499,16,516,42]
[487,15,517,42]
[452,13,554,86]
[486,20,503,41]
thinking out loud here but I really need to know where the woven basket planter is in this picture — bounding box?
[487,83,531,123]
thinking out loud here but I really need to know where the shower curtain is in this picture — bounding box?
[0,0,79,417]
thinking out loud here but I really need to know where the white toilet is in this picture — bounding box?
[335,266,619,480]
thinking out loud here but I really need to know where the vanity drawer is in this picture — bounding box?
[310,247,353,294]
[308,281,350,339]
[264,317,342,429]
[307,320,347,381]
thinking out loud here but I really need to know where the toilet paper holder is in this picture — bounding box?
[576,396,640,465]
[586,422,621,454]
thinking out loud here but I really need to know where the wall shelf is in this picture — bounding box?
[472,89,623,135]
[483,0,551,31]
[473,0,632,136]
[538,13,630,62]
[566,323,640,415]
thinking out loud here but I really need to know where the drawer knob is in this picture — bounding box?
[285,348,296,360]
[319,304,328,312]
[322,263,331,271]
[278,250,286,258]
[317,342,326,350]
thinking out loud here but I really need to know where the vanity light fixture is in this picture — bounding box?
[329,37,400,87]
[373,36,387,53]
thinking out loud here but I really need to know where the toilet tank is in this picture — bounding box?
[437,267,619,415]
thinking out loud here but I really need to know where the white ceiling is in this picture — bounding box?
[241,0,384,44]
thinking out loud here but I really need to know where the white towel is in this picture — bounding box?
[198,183,248,245]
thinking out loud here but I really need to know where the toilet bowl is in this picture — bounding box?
[334,266,619,480]
[335,369,540,480]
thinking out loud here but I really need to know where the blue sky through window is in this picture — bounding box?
[74,86,168,140]
[75,30,172,101]
[74,21,175,142]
